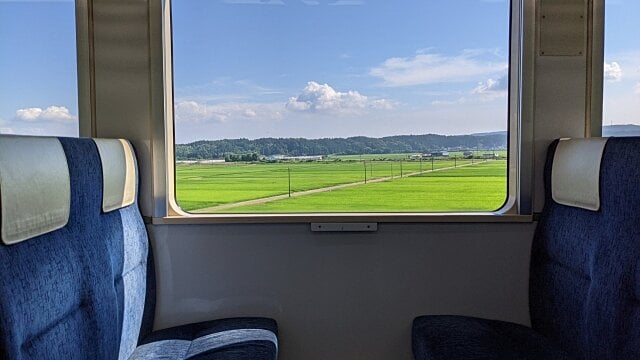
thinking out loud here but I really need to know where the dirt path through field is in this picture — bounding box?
[191,160,488,213]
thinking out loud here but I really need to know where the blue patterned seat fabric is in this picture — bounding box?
[0,136,277,360]
[412,315,571,360]
[412,137,640,360]
[135,318,277,360]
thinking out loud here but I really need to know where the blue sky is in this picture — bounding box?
[0,0,78,137]
[172,0,511,142]
[0,0,638,143]
[602,0,640,127]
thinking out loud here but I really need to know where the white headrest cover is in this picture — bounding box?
[552,138,609,211]
[93,139,137,213]
[0,135,71,245]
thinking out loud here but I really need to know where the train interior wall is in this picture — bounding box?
[80,0,601,358]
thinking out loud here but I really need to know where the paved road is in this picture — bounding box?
[192,160,487,213]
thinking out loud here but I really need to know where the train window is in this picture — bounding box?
[171,0,511,214]
[0,0,78,137]
[602,0,639,137]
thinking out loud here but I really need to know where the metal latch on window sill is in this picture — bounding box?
[310,222,378,232]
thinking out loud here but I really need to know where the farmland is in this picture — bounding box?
[175,156,507,213]
[219,161,507,213]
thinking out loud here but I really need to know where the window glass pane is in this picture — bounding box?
[172,0,510,213]
[0,0,78,137]
[603,0,640,136]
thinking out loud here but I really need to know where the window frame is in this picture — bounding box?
[157,0,535,223]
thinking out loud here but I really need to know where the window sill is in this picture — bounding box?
[152,213,533,225]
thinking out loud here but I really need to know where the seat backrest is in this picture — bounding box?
[0,136,152,359]
[530,137,640,359]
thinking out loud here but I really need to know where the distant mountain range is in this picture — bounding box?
[176,124,640,160]
[471,124,640,137]
[602,124,640,137]
[176,133,507,160]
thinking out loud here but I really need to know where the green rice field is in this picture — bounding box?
[221,161,507,213]
[175,157,507,213]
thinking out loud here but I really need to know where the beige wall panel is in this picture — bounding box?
[533,56,588,212]
[150,222,535,360]
[92,0,154,216]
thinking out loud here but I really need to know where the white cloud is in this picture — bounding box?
[606,51,640,81]
[370,50,507,87]
[286,81,396,114]
[471,75,508,102]
[431,98,467,106]
[472,76,507,94]
[602,53,640,122]
[603,87,640,125]
[15,108,44,121]
[176,78,284,103]
[176,82,396,125]
[175,100,283,124]
[15,106,76,123]
[432,75,508,106]
[301,0,319,4]
[604,62,623,82]
[0,111,77,137]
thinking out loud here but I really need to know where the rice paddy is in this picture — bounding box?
[176,157,507,213]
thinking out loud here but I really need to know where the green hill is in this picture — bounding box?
[176,133,507,160]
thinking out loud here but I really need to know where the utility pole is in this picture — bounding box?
[364,160,367,183]
[288,167,291,197]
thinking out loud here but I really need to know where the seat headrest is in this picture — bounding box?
[93,139,137,213]
[0,135,71,245]
[551,137,609,211]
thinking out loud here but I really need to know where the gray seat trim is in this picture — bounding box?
[129,329,278,360]
[186,328,278,358]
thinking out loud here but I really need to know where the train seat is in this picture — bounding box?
[0,135,278,359]
[412,137,640,360]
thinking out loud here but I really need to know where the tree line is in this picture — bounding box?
[176,133,507,160]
